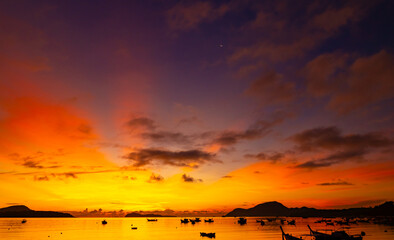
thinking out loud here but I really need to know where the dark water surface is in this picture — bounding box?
[0,217,393,240]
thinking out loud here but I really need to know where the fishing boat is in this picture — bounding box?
[147,218,157,221]
[180,218,189,223]
[238,217,247,225]
[200,232,216,238]
[21,219,27,224]
[194,217,201,222]
[308,225,364,240]
[205,218,214,223]
[102,220,107,225]
[331,228,364,240]
[308,225,333,239]
[131,227,137,230]
[280,226,303,240]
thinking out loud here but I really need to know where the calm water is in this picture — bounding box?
[0,217,393,240]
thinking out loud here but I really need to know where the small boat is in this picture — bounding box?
[180,218,189,223]
[280,226,303,240]
[200,232,216,238]
[102,220,107,225]
[287,219,296,225]
[205,218,214,223]
[21,219,27,224]
[131,227,137,230]
[256,219,264,223]
[260,220,265,226]
[190,219,196,224]
[147,218,158,221]
[308,225,364,240]
[308,225,332,239]
[195,217,201,222]
[238,217,247,225]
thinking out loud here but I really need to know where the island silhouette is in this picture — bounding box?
[225,201,394,217]
[0,205,73,218]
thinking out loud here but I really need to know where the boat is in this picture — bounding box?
[200,232,216,238]
[180,218,189,223]
[238,217,247,225]
[308,225,364,240]
[147,218,157,221]
[260,220,265,226]
[308,225,333,239]
[280,226,303,240]
[102,220,107,225]
[287,219,296,225]
[21,219,27,224]
[195,217,201,222]
[331,228,364,240]
[205,218,214,223]
[190,219,196,224]
[131,227,137,230]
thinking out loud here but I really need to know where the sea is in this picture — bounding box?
[0,217,392,240]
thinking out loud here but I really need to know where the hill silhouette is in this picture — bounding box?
[125,212,175,217]
[225,201,394,217]
[0,205,73,218]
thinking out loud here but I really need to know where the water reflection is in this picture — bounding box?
[0,217,392,240]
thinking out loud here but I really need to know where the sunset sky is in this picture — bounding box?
[0,0,393,215]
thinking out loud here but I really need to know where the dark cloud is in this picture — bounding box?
[291,126,392,169]
[290,126,392,152]
[295,149,366,169]
[148,173,164,183]
[181,174,202,183]
[222,175,233,179]
[328,50,394,114]
[22,160,59,169]
[304,51,350,97]
[127,117,156,130]
[305,50,394,114]
[166,1,229,31]
[211,110,290,146]
[245,151,285,163]
[317,180,354,186]
[34,175,49,181]
[10,152,61,169]
[142,131,192,144]
[244,71,296,106]
[123,148,218,168]
[229,1,371,65]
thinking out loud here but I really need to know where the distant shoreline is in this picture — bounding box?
[1,201,393,218]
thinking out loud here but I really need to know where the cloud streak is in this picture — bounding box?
[123,148,219,168]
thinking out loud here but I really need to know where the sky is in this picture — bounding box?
[0,0,393,215]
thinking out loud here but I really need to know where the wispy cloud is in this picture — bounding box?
[317,180,354,186]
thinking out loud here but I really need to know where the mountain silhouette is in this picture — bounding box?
[125,212,175,217]
[225,201,394,217]
[0,205,73,218]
